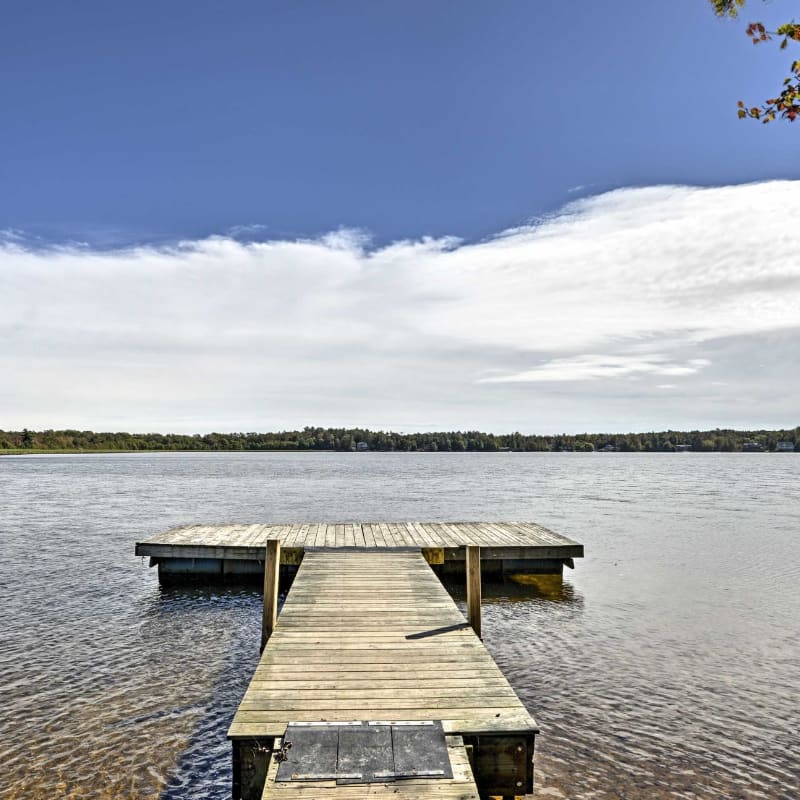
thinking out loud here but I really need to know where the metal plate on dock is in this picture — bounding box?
[392,720,451,779]
[275,720,453,784]
[275,724,338,782]
[337,723,393,784]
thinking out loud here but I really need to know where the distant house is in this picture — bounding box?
[775,441,796,452]
[742,442,764,452]
[356,441,369,451]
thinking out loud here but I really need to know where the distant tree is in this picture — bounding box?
[5,425,800,454]
[711,0,800,122]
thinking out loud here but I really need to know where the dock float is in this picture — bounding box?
[228,547,542,800]
[135,521,583,581]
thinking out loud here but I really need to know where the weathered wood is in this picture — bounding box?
[228,549,538,799]
[422,547,445,565]
[261,539,281,652]
[232,740,271,800]
[230,551,535,738]
[466,545,481,639]
[467,734,534,798]
[135,521,584,562]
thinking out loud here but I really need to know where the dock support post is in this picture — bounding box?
[261,539,281,652]
[466,544,481,639]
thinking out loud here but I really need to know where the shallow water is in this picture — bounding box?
[0,452,798,799]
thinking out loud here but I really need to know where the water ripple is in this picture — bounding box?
[1,452,798,799]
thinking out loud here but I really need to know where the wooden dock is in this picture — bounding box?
[229,548,540,800]
[134,522,584,797]
[135,521,583,580]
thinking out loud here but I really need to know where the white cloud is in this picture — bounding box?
[2,181,799,433]
[479,355,711,383]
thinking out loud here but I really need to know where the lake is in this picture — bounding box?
[0,452,797,799]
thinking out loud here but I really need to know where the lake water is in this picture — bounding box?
[0,452,798,800]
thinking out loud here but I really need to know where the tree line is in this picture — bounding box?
[1,426,797,453]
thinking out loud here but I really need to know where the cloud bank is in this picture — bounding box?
[2,181,799,433]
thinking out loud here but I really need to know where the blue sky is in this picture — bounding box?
[2,0,797,245]
[2,1,799,434]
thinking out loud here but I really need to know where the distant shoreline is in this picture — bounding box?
[1,448,795,457]
[1,420,797,458]
[0,448,346,456]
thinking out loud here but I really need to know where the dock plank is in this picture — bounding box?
[228,550,538,742]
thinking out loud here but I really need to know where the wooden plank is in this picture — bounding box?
[241,688,519,700]
[246,679,505,691]
[355,524,367,548]
[232,713,537,738]
[312,523,325,547]
[361,523,376,548]
[301,523,317,548]
[343,523,356,547]
[377,523,394,548]
[254,646,493,656]
[282,524,302,548]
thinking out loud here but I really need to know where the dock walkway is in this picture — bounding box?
[229,549,539,800]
